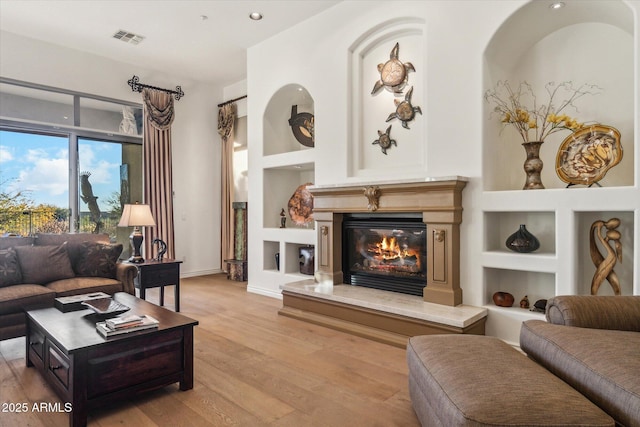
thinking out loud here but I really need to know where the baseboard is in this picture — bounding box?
[180,268,222,278]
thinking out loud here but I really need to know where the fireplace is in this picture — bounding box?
[343,213,427,296]
[310,178,467,306]
[279,178,487,347]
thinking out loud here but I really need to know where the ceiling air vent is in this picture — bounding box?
[112,30,145,45]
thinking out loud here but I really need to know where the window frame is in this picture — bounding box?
[0,77,143,234]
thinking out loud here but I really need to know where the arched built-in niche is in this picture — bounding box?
[348,18,426,178]
[480,0,637,343]
[483,0,635,191]
[263,84,314,156]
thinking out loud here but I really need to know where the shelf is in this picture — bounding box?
[483,305,545,322]
[262,151,316,170]
[484,268,555,310]
[575,210,635,296]
[263,166,315,229]
[262,227,315,243]
[263,241,280,271]
[481,251,556,273]
[482,187,639,211]
[484,211,555,253]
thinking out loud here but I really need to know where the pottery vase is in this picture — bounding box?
[505,224,540,253]
[522,141,544,190]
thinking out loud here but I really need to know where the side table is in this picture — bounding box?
[130,259,182,312]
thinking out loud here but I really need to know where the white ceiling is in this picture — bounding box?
[0,0,341,87]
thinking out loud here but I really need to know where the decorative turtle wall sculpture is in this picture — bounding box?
[371,42,415,95]
[372,125,396,154]
[386,86,422,129]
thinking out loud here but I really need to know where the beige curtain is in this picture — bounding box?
[218,103,236,269]
[142,88,175,260]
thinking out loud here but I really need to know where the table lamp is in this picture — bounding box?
[118,203,156,263]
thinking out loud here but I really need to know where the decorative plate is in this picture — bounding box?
[555,125,622,186]
[288,183,314,226]
[82,298,130,316]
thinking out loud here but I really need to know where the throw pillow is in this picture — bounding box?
[15,243,75,285]
[74,242,123,279]
[0,248,23,287]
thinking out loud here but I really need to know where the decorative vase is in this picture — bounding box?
[522,141,545,190]
[505,224,540,253]
[493,291,515,307]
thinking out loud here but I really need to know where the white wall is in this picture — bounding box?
[247,0,525,303]
[247,0,640,341]
[0,31,224,277]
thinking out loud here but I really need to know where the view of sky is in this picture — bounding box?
[0,130,122,210]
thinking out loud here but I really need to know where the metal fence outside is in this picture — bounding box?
[0,209,119,238]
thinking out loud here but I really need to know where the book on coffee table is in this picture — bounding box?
[105,314,143,330]
[96,315,159,338]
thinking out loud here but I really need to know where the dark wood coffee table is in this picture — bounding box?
[25,292,198,427]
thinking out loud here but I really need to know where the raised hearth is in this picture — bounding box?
[279,280,487,348]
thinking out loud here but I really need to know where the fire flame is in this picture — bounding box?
[371,236,411,260]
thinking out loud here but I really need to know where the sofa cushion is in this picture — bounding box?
[520,320,640,427]
[15,243,75,285]
[0,248,22,287]
[73,242,123,278]
[36,233,110,266]
[46,277,122,297]
[407,334,614,426]
[0,236,35,250]
[546,295,640,331]
[0,284,56,315]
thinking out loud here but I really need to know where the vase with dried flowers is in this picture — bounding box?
[484,81,600,189]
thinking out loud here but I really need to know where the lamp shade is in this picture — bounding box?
[118,203,156,227]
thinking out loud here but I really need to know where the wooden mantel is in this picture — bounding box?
[309,177,467,306]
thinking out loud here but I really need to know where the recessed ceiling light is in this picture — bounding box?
[200,15,208,21]
[549,2,565,9]
[249,12,263,21]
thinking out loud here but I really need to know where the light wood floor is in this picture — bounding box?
[0,274,419,427]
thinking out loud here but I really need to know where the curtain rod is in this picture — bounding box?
[127,75,185,101]
[218,95,247,108]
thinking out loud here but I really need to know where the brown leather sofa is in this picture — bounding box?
[0,233,137,340]
[407,295,640,426]
[520,295,640,427]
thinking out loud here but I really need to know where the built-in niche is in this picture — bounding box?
[263,84,314,156]
[575,211,634,296]
[481,0,637,338]
[347,18,426,178]
[483,1,635,191]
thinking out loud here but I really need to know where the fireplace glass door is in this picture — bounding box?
[343,215,427,296]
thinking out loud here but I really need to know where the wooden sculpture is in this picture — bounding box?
[590,218,622,295]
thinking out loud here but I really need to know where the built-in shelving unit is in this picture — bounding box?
[250,84,316,296]
[482,1,638,344]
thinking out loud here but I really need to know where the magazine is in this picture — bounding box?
[96,315,159,338]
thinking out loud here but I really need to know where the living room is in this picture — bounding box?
[1,0,639,426]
